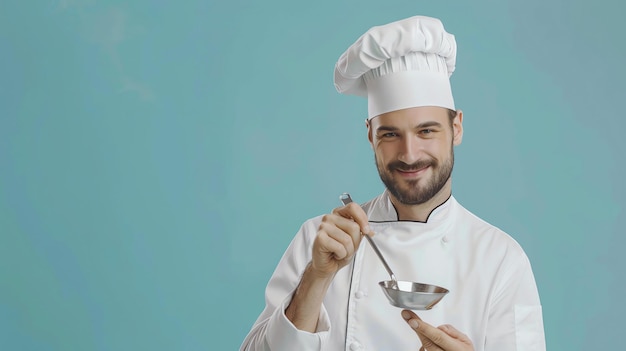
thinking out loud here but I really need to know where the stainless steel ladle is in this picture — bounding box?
[339,192,449,310]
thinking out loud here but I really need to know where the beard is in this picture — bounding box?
[375,149,454,205]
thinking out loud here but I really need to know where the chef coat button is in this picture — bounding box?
[349,341,362,350]
[441,235,449,244]
[355,291,365,299]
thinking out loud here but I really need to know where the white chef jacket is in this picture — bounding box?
[240,191,545,351]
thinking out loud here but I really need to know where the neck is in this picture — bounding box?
[389,180,452,222]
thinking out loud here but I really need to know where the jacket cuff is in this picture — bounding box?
[265,296,331,351]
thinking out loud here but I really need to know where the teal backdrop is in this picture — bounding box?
[1,1,624,350]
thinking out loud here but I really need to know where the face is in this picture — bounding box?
[367,106,463,205]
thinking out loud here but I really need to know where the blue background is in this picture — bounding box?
[1,1,624,350]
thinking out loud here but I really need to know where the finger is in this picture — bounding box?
[437,324,472,343]
[402,311,441,351]
[315,227,349,259]
[401,310,448,350]
[318,221,357,259]
[321,213,362,245]
[332,202,372,235]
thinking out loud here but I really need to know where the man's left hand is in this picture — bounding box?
[401,310,474,351]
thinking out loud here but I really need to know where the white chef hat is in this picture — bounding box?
[334,16,457,119]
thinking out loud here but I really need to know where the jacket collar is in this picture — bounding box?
[363,189,455,224]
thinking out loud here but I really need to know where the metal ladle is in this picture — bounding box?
[340,192,449,310]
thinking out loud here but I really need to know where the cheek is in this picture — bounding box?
[434,142,453,158]
[374,144,394,160]
[421,141,449,159]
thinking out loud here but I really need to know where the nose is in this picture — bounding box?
[397,136,422,164]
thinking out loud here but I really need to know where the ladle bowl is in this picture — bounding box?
[379,280,449,310]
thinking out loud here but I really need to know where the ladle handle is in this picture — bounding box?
[339,193,398,282]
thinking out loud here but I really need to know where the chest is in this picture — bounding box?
[324,224,497,350]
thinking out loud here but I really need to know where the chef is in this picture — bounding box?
[240,15,545,351]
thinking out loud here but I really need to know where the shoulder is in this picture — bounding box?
[453,199,529,261]
[452,200,539,298]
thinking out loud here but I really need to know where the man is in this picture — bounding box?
[240,15,545,351]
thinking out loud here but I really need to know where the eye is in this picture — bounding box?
[379,132,398,138]
[419,129,435,135]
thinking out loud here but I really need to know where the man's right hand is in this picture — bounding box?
[311,201,373,278]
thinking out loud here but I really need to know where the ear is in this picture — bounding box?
[452,110,464,146]
[366,119,374,145]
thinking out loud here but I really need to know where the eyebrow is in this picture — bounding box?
[376,126,399,133]
[376,121,443,133]
[415,121,443,129]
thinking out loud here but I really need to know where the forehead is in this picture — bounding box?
[370,106,449,128]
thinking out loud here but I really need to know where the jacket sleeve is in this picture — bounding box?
[239,218,333,351]
[485,243,546,351]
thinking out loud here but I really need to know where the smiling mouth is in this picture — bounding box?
[396,165,429,176]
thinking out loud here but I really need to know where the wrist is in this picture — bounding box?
[285,262,335,332]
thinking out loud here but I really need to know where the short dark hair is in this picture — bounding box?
[447,108,457,128]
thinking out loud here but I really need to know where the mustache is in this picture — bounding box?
[387,159,436,172]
